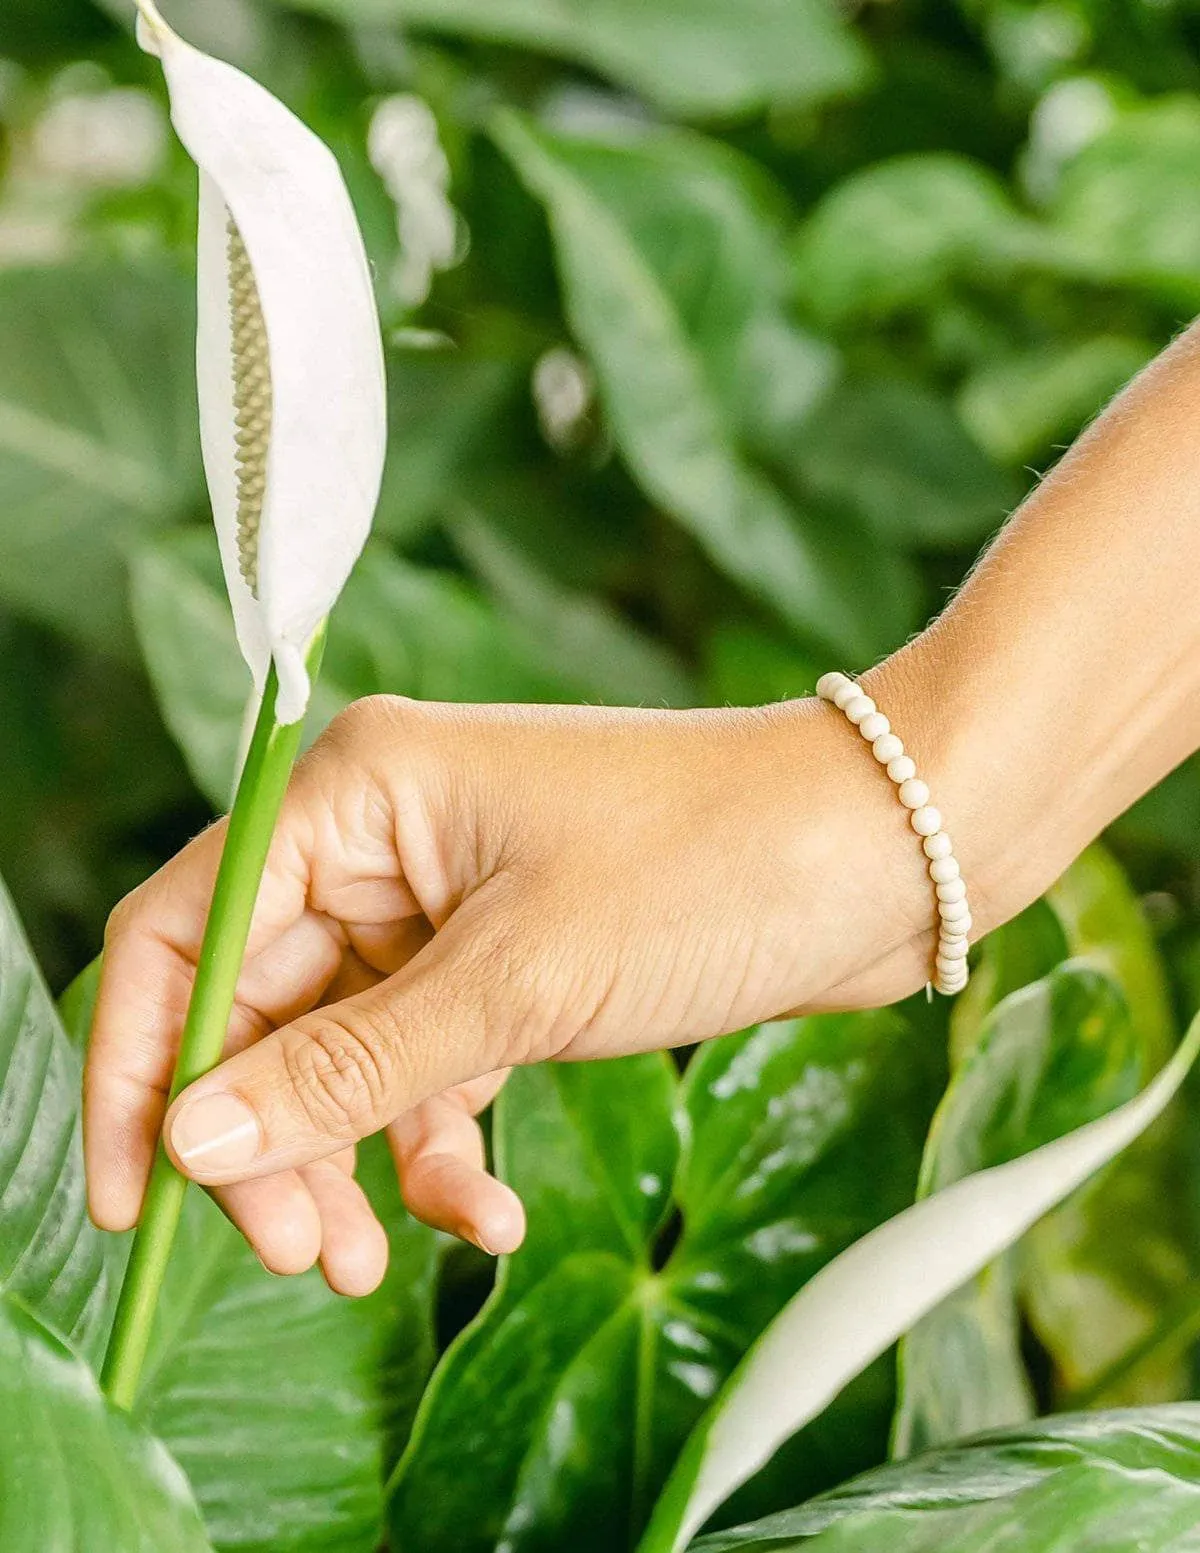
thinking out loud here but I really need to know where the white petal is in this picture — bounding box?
[639,1011,1200,1553]
[138,0,386,723]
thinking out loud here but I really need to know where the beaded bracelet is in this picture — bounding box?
[816,671,971,997]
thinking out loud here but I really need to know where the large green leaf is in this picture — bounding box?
[792,155,1036,327]
[0,1293,211,1550]
[1050,98,1200,307]
[285,0,871,119]
[951,846,1189,1404]
[892,965,1140,1455]
[9,884,437,1553]
[494,113,919,662]
[131,527,617,809]
[0,262,202,654]
[689,1405,1200,1550]
[390,1012,940,1552]
[787,375,1018,549]
[0,872,120,1364]
[138,1183,436,1553]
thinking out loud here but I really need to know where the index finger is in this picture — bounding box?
[83,815,337,1231]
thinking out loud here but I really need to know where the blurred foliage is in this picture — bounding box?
[5,0,1200,1546]
[3,0,1200,987]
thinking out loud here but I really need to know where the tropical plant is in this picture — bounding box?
[4,0,1200,1548]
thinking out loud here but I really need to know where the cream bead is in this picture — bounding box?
[938,937,969,960]
[832,680,860,710]
[816,671,849,700]
[936,957,967,980]
[942,911,972,936]
[929,856,960,885]
[936,877,967,903]
[873,733,903,764]
[939,896,970,921]
[898,777,929,809]
[859,711,890,742]
[844,695,875,724]
[923,832,953,860]
[887,755,916,784]
[911,806,942,836]
[938,973,968,995]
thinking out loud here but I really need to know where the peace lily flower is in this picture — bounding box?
[103,4,387,1412]
[135,0,387,724]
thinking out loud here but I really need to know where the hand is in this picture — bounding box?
[86,690,997,1294]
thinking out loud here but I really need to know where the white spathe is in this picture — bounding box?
[136,0,386,723]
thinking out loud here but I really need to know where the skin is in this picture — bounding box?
[85,320,1200,1297]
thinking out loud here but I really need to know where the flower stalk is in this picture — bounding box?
[102,629,324,1410]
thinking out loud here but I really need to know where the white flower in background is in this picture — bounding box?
[135,0,387,724]
[1021,75,1118,204]
[33,83,166,186]
[533,346,593,453]
[367,93,464,307]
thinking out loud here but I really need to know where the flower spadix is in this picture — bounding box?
[135,0,386,723]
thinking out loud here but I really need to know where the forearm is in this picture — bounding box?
[870,319,1200,931]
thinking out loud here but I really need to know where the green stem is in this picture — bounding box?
[101,631,325,1410]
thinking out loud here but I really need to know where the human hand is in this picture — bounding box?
[84,687,1009,1294]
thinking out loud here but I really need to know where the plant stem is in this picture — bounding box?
[101,633,325,1410]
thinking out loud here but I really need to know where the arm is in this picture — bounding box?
[84,328,1200,1291]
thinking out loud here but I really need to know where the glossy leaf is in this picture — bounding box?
[893,965,1140,1455]
[494,112,918,661]
[0,261,202,653]
[641,1010,1200,1552]
[139,1185,435,1553]
[689,1405,1200,1551]
[0,873,121,1364]
[22,904,438,1553]
[287,0,871,119]
[390,1012,940,1552]
[956,846,1189,1404]
[0,1293,211,1551]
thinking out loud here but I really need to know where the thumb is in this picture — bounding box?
[163,884,517,1184]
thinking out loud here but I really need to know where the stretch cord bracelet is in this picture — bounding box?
[815,671,972,997]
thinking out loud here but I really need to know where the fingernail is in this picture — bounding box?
[472,1231,498,1257]
[170,1092,260,1173]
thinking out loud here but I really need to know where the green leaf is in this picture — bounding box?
[892,965,1140,1456]
[957,336,1157,466]
[390,1012,939,1552]
[0,262,203,654]
[688,1405,1200,1550]
[138,1184,436,1553]
[0,873,121,1364]
[956,847,1186,1406]
[1050,98,1200,306]
[11,905,438,1553]
[375,352,529,545]
[131,528,618,809]
[641,1011,1200,1552]
[285,0,871,119]
[0,1293,211,1551]
[789,375,1019,549]
[793,155,1034,327]
[450,507,698,708]
[494,113,917,660]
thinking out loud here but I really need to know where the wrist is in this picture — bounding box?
[860,634,1082,941]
